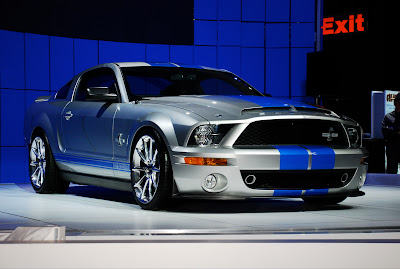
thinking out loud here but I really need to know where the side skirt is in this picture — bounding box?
[60,171,132,192]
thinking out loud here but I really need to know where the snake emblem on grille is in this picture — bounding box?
[322,127,339,142]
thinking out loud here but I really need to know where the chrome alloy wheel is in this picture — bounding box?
[132,135,161,204]
[29,137,47,188]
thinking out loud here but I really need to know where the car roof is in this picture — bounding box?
[114,62,227,72]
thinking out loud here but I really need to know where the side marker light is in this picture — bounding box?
[184,157,227,166]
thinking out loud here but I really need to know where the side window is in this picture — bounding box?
[74,68,119,102]
[55,80,72,99]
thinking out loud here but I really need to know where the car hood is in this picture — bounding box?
[138,95,335,121]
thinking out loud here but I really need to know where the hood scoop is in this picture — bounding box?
[241,106,334,117]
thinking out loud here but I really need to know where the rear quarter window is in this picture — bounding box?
[55,81,72,99]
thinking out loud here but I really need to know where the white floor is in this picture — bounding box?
[1,183,400,269]
[0,183,399,236]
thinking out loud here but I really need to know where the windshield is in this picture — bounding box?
[121,67,263,101]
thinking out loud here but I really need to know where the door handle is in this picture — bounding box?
[64,111,73,120]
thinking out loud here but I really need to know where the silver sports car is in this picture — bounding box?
[24,62,368,210]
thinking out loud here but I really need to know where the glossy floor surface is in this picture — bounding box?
[0,183,399,236]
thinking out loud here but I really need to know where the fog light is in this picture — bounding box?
[202,174,228,193]
[204,175,217,189]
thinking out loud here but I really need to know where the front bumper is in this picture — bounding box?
[170,145,368,199]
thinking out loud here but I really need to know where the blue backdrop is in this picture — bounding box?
[0,0,317,183]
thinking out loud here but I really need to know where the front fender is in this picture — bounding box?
[134,112,179,148]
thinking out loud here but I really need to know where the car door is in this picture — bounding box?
[60,67,120,177]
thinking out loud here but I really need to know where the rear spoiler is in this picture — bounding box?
[35,96,51,103]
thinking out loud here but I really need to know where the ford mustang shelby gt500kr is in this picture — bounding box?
[24,62,367,210]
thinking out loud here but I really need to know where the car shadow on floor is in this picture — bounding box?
[168,198,354,214]
[60,185,353,214]
[65,185,136,205]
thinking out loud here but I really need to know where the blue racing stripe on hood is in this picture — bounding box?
[226,95,316,109]
[305,145,336,170]
[304,189,329,196]
[272,145,309,170]
[273,190,303,197]
[148,63,205,69]
[178,64,204,69]
[148,63,178,67]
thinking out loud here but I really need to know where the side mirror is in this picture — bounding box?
[87,87,110,96]
[86,87,118,102]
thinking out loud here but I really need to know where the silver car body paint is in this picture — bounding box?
[24,62,368,198]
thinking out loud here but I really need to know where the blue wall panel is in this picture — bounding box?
[194,46,217,68]
[291,0,315,22]
[194,20,218,46]
[0,147,28,183]
[0,89,25,146]
[170,45,194,64]
[146,44,170,63]
[74,38,99,75]
[218,21,241,46]
[241,48,265,93]
[266,49,289,97]
[265,24,289,48]
[291,48,314,97]
[266,0,290,22]
[50,36,74,92]
[0,30,25,89]
[99,41,146,64]
[0,0,318,183]
[25,33,50,91]
[218,0,241,21]
[291,23,315,47]
[194,0,217,20]
[241,23,264,47]
[242,0,265,22]
[218,46,241,76]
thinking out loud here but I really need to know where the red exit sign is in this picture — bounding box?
[321,14,365,35]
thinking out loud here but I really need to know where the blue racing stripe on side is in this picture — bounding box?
[304,145,335,170]
[272,145,309,170]
[304,189,329,196]
[273,190,302,197]
[53,154,130,172]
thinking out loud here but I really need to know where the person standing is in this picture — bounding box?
[382,93,400,174]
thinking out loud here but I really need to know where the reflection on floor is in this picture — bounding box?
[0,181,399,236]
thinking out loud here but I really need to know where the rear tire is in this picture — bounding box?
[29,131,69,194]
[131,129,173,210]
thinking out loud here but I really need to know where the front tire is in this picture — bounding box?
[131,129,172,210]
[29,132,69,193]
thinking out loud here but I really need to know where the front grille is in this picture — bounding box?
[241,169,356,190]
[234,119,348,146]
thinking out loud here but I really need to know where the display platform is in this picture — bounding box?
[0,174,399,236]
[0,174,399,268]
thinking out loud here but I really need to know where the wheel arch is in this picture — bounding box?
[127,112,179,160]
[27,113,56,148]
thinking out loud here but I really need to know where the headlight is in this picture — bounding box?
[188,124,234,146]
[345,125,362,148]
